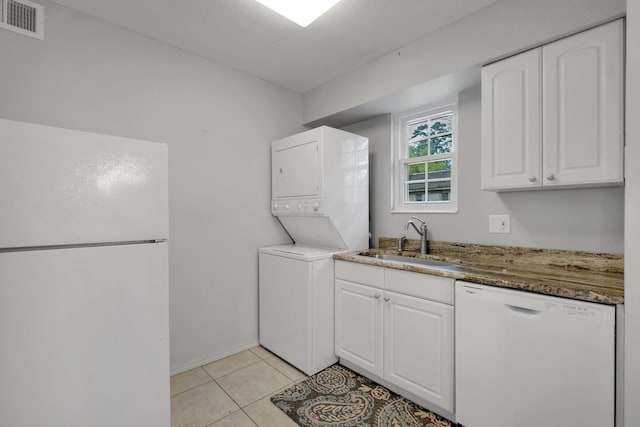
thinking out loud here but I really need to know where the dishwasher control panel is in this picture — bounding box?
[458,282,614,324]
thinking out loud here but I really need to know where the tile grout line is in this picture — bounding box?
[255,351,308,383]
[171,347,297,426]
[172,348,272,401]
[212,374,243,408]
[208,350,302,391]
[209,360,292,409]
[202,408,259,427]
[200,348,266,383]
[239,408,260,427]
[212,359,297,411]
[212,357,265,384]
[170,349,264,424]
[209,372,293,426]
[169,369,214,399]
[215,372,295,410]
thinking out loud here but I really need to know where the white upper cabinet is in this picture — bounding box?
[481,49,542,190]
[542,20,624,187]
[482,19,624,191]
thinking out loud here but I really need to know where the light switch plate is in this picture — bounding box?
[489,215,511,233]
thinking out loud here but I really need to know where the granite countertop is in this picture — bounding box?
[333,238,624,304]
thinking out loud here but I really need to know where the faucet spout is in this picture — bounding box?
[405,220,423,236]
[405,217,428,254]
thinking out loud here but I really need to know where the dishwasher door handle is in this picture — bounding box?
[505,304,541,315]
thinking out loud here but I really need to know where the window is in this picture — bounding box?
[392,101,458,213]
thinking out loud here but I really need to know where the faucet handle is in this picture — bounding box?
[410,216,425,225]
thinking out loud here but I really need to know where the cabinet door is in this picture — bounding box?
[481,48,542,190]
[383,290,454,412]
[335,279,383,377]
[542,19,624,187]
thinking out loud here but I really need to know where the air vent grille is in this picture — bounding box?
[7,0,36,32]
[0,0,43,39]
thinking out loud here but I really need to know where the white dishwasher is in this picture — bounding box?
[455,281,616,427]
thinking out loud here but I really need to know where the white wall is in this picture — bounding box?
[0,1,303,373]
[343,86,624,253]
[306,0,625,125]
[625,0,640,422]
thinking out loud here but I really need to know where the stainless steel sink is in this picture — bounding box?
[359,252,462,270]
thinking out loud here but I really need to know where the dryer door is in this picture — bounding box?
[272,140,319,198]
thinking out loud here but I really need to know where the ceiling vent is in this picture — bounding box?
[1,0,44,39]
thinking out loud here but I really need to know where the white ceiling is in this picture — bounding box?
[50,0,497,94]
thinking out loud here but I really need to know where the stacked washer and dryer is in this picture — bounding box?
[259,126,368,375]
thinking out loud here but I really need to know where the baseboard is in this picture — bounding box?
[170,339,260,376]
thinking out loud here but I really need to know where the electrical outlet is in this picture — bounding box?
[489,215,511,233]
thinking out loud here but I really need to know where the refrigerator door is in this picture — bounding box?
[0,243,169,427]
[0,119,168,248]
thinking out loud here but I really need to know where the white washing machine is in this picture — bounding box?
[259,126,369,375]
[258,245,343,375]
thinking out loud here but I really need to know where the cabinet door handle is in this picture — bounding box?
[384,297,390,302]
[374,293,380,299]
[528,176,536,182]
[546,174,555,181]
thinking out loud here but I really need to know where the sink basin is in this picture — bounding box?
[359,252,462,270]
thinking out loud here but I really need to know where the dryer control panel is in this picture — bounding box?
[272,198,325,216]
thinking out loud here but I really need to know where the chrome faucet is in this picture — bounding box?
[405,216,428,254]
[397,235,407,252]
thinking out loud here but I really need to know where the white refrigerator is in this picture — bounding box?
[0,119,170,427]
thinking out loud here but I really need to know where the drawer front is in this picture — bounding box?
[335,260,384,289]
[384,268,454,304]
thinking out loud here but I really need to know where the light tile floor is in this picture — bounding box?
[170,346,304,427]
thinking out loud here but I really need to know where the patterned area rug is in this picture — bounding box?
[270,364,454,427]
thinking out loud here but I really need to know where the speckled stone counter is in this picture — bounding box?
[333,238,624,304]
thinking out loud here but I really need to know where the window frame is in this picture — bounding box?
[391,100,459,213]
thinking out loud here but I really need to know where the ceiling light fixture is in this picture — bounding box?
[255,0,342,27]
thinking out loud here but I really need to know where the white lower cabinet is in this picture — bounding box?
[334,261,454,414]
[335,279,383,377]
[384,291,454,412]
